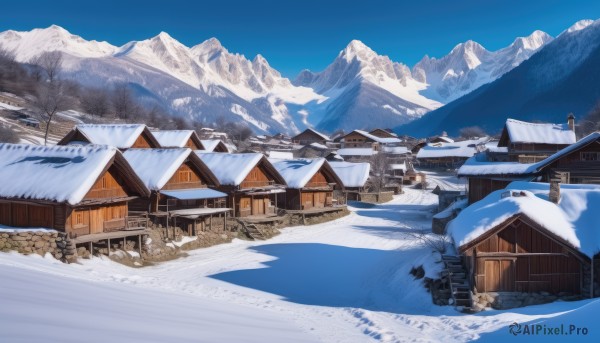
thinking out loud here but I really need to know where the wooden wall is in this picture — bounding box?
[292,130,326,145]
[306,171,329,188]
[236,195,273,217]
[84,168,128,199]
[240,165,272,189]
[185,138,201,150]
[162,163,206,190]
[0,202,55,228]
[468,178,511,204]
[466,218,584,294]
[343,132,377,149]
[66,202,128,235]
[131,133,152,148]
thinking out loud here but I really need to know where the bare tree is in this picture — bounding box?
[369,152,390,192]
[111,83,137,119]
[33,81,70,145]
[578,102,600,138]
[81,88,109,117]
[31,51,63,83]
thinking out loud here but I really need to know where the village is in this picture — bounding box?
[1,95,600,322]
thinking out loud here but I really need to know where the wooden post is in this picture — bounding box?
[89,241,92,255]
[138,235,142,255]
[209,215,213,232]
[223,212,227,232]
[107,238,111,255]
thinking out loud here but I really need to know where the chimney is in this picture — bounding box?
[549,172,561,204]
[567,113,575,132]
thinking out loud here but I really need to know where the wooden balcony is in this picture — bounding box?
[240,180,275,189]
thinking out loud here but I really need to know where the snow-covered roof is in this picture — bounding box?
[458,132,600,177]
[200,139,228,152]
[309,142,329,150]
[294,128,330,141]
[337,148,376,156]
[161,188,227,200]
[196,152,266,186]
[382,146,409,155]
[0,144,119,205]
[389,162,407,171]
[417,144,476,159]
[352,130,402,144]
[267,151,294,159]
[503,118,576,145]
[448,189,580,251]
[432,136,454,143]
[269,158,330,189]
[151,130,196,148]
[71,124,153,149]
[329,161,370,188]
[123,148,192,190]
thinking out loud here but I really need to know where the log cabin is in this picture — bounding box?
[368,128,399,139]
[57,124,161,150]
[329,161,370,201]
[123,148,229,235]
[291,128,331,146]
[0,144,151,244]
[497,117,576,163]
[448,183,600,299]
[196,153,287,218]
[200,139,230,153]
[151,130,205,150]
[269,158,344,211]
[415,137,489,169]
[459,132,600,204]
[341,130,401,151]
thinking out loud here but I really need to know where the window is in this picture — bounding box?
[101,176,108,189]
[581,152,600,161]
[179,170,193,182]
[75,212,84,225]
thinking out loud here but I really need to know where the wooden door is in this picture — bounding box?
[484,259,515,292]
[314,192,325,208]
[89,208,104,234]
[252,197,265,215]
[301,192,313,209]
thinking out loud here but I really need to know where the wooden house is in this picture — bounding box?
[291,128,331,146]
[123,148,229,234]
[0,144,151,245]
[200,139,230,153]
[152,130,205,150]
[341,130,401,151]
[448,184,600,298]
[269,158,344,211]
[57,124,161,150]
[459,132,600,204]
[196,153,287,218]
[329,161,370,201]
[497,117,576,163]
[369,128,398,139]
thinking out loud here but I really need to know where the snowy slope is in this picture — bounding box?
[1,184,595,343]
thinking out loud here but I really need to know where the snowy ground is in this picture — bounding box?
[0,181,597,342]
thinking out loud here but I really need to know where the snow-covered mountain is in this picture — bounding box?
[412,31,553,102]
[398,19,600,137]
[0,24,565,134]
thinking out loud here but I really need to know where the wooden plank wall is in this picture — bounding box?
[240,165,272,189]
[0,202,54,228]
[471,219,582,294]
[85,169,128,199]
[162,163,206,190]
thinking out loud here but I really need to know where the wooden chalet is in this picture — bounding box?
[0,144,151,249]
[329,161,370,201]
[291,128,331,146]
[200,139,229,153]
[341,130,402,151]
[459,132,600,204]
[448,184,600,298]
[57,124,161,150]
[270,158,345,212]
[123,148,229,235]
[369,128,398,139]
[497,117,576,163]
[416,137,488,169]
[152,130,205,150]
[196,153,287,220]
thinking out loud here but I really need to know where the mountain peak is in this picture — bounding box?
[511,30,552,50]
[563,19,595,35]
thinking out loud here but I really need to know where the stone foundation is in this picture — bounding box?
[287,208,350,226]
[0,230,77,263]
[471,292,582,311]
[358,191,394,203]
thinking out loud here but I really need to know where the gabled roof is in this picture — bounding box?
[337,148,376,156]
[152,130,204,149]
[347,130,402,144]
[329,161,370,188]
[196,152,286,186]
[200,139,229,152]
[123,148,219,190]
[369,128,398,138]
[448,189,580,251]
[498,118,576,146]
[0,143,149,205]
[58,124,161,149]
[292,128,331,142]
[269,158,343,189]
[458,132,600,177]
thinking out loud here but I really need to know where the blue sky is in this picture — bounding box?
[1,0,599,78]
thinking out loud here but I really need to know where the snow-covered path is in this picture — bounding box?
[0,186,597,342]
